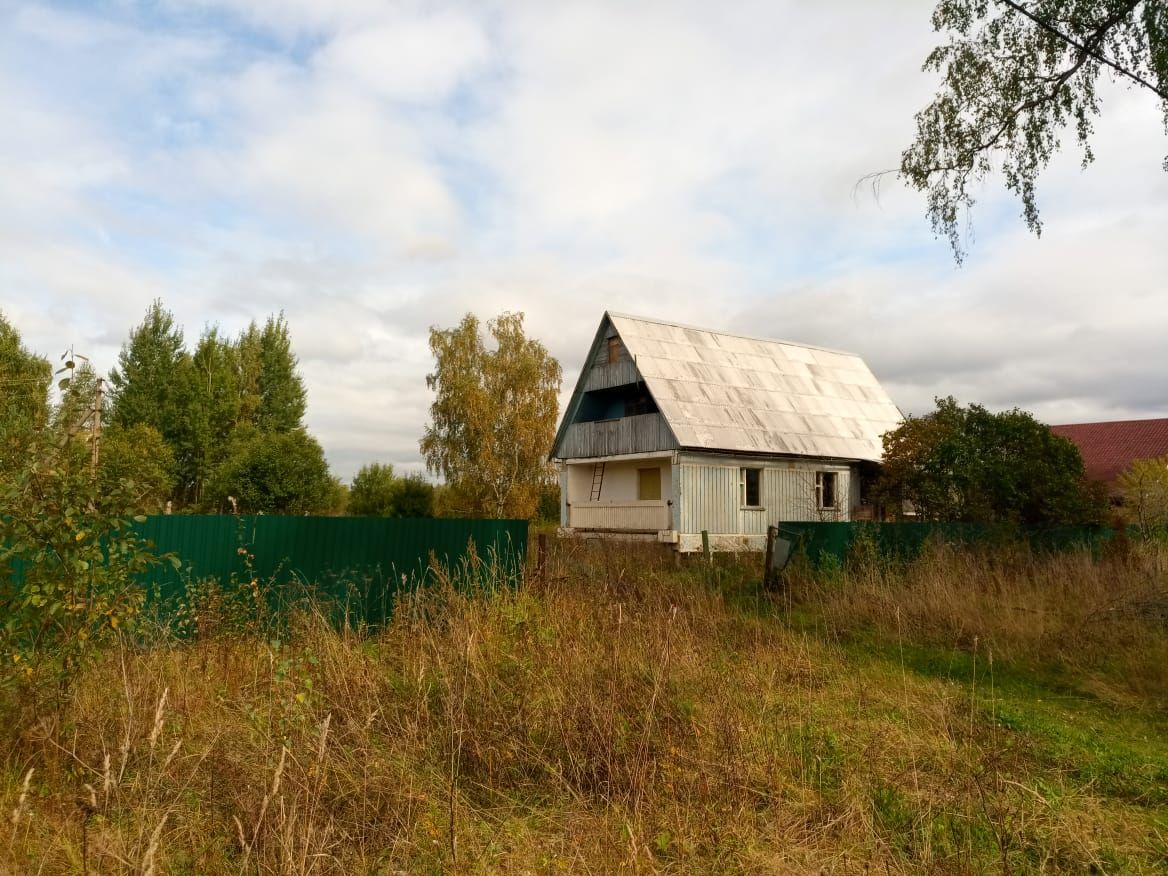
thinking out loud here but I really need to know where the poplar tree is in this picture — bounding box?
[236,313,307,433]
[108,300,189,437]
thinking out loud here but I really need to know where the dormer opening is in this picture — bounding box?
[574,383,659,423]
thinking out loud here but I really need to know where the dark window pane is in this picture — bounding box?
[745,468,760,506]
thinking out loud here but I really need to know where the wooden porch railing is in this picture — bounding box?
[568,501,671,531]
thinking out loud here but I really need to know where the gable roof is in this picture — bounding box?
[1050,418,1168,485]
[553,312,903,462]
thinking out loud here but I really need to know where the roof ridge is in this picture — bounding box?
[1052,417,1168,428]
[605,311,860,358]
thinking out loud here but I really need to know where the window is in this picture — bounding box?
[816,471,838,510]
[739,467,761,507]
[637,467,661,501]
[607,337,621,363]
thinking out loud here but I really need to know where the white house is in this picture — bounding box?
[550,313,904,551]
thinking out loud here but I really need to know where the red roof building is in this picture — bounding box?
[1050,418,1168,492]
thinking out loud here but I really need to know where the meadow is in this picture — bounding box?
[1,536,1165,874]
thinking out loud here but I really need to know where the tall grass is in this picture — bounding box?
[0,537,1164,873]
[786,537,1168,704]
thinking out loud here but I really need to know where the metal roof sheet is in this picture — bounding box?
[608,312,903,462]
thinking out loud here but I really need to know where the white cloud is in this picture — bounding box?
[1,0,1165,481]
[313,10,490,102]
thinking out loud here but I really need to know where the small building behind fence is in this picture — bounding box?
[550,312,903,552]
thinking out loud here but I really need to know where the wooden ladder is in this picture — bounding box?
[589,462,606,501]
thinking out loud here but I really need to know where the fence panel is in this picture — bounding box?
[777,521,1118,567]
[134,515,528,626]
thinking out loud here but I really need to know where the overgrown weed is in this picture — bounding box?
[0,537,1164,872]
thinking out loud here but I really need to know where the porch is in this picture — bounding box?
[561,455,675,533]
[567,500,671,532]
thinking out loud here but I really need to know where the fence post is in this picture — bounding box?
[537,533,547,586]
[764,525,777,589]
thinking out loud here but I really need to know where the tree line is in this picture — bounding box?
[0,304,565,521]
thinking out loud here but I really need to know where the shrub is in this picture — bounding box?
[0,436,171,695]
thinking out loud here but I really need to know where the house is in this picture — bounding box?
[549,312,904,551]
[1050,418,1168,497]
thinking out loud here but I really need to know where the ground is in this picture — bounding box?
[1,537,1165,873]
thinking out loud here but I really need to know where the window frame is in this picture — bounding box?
[816,471,839,511]
[739,467,762,508]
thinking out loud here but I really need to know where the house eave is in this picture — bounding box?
[676,445,877,465]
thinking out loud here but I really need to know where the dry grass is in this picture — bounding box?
[0,538,1164,873]
[787,538,1168,705]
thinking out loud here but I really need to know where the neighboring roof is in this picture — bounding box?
[1050,418,1168,485]
[565,312,903,461]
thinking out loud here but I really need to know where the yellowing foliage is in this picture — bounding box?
[1119,454,1168,530]
[420,312,562,519]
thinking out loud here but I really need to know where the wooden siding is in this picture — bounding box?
[557,412,676,459]
[582,358,640,392]
[679,457,853,534]
[569,501,670,531]
[679,464,738,533]
[592,330,632,367]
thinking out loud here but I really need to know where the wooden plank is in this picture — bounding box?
[558,412,676,458]
[583,359,640,392]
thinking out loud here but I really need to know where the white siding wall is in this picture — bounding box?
[678,454,854,536]
[566,458,673,505]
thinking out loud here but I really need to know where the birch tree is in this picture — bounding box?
[420,312,562,519]
[902,0,1168,261]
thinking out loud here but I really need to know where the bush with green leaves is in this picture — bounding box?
[349,463,435,518]
[877,396,1105,525]
[0,437,172,690]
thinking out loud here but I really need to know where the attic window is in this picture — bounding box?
[816,471,838,510]
[607,337,621,363]
[739,467,761,507]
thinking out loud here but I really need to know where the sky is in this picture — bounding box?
[2,0,1166,482]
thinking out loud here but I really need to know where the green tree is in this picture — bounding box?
[902,1,1168,261]
[348,464,435,517]
[185,326,243,503]
[206,428,333,515]
[323,477,349,516]
[109,305,317,509]
[420,312,562,519]
[53,359,106,443]
[349,463,398,517]
[535,481,561,524]
[0,419,168,692]
[235,313,307,434]
[1118,454,1168,531]
[0,312,51,475]
[877,396,1104,525]
[100,424,177,514]
[392,473,435,518]
[109,300,189,437]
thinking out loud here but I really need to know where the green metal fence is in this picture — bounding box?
[776,521,1121,568]
[135,515,529,627]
